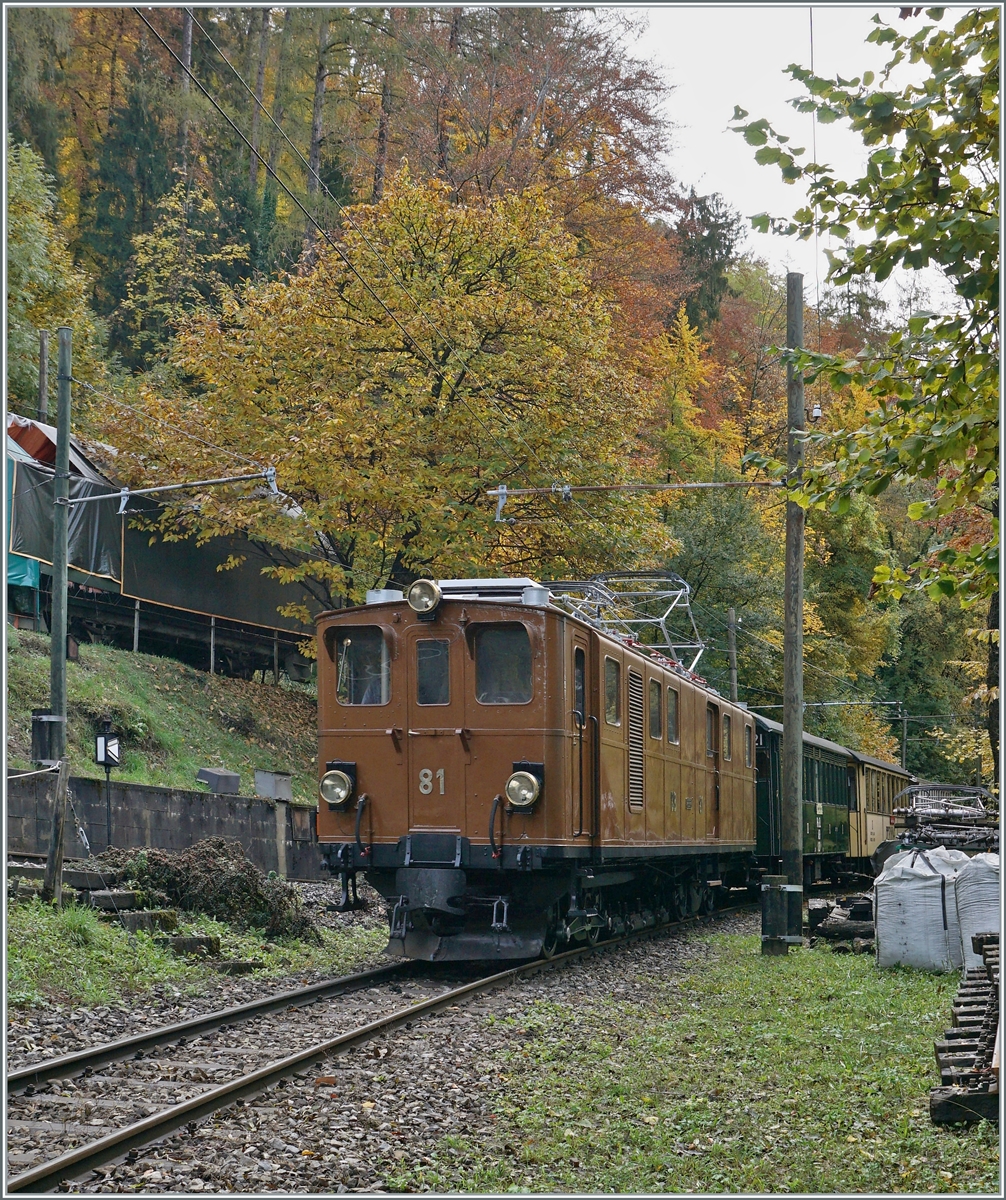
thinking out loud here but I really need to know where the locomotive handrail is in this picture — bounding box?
[489,794,504,861]
[590,715,601,853]
[355,793,369,857]
[573,710,586,837]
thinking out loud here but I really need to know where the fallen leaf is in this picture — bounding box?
[315,1076,337,1087]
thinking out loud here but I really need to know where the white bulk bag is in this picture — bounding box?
[874,848,965,972]
[954,853,1000,971]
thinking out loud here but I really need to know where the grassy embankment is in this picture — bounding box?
[392,934,999,1195]
[6,626,318,802]
[7,899,388,1008]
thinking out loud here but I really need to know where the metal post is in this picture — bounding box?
[49,327,71,762]
[133,600,140,653]
[727,606,738,703]
[760,874,789,956]
[38,330,49,421]
[782,274,805,936]
[105,764,113,851]
[901,703,908,770]
[274,630,280,683]
[210,615,216,675]
[40,758,69,905]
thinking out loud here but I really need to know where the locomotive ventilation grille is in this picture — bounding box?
[628,669,644,811]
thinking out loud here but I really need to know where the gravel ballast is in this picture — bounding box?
[44,913,754,1193]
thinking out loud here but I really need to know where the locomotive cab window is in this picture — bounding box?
[330,626,389,705]
[706,706,716,756]
[416,639,450,705]
[667,687,679,744]
[573,646,586,723]
[604,657,621,725]
[475,624,532,704]
[649,678,662,739]
[722,714,732,761]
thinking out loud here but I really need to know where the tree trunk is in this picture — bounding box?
[436,7,461,179]
[180,7,193,178]
[248,7,270,195]
[372,69,392,201]
[303,11,330,263]
[987,589,999,788]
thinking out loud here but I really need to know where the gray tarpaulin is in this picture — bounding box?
[9,460,321,631]
[9,460,122,580]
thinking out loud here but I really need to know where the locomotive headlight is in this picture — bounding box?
[320,769,353,807]
[505,770,540,809]
[407,579,442,614]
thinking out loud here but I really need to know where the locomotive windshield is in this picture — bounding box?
[331,626,389,705]
[475,624,532,704]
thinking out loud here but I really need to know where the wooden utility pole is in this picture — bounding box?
[49,327,72,762]
[40,759,70,904]
[727,606,739,703]
[38,330,49,421]
[781,273,805,936]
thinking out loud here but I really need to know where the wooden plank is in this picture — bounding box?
[930,1086,1000,1124]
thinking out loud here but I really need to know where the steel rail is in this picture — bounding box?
[7,907,752,1194]
[7,960,419,1094]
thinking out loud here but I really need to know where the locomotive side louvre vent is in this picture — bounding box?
[627,670,644,812]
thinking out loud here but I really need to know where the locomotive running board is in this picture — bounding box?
[386,930,544,961]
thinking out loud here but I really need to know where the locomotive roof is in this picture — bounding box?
[753,714,912,776]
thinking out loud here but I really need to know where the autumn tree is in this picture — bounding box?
[6,135,105,412]
[85,172,680,610]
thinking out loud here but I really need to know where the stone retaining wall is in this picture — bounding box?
[5,772,324,880]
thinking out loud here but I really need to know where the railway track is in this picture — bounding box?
[7,906,752,1194]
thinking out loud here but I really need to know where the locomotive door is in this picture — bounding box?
[571,637,596,841]
[406,630,466,831]
[705,702,721,840]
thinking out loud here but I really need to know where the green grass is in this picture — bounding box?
[6,625,319,802]
[7,897,389,1009]
[388,934,999,1195]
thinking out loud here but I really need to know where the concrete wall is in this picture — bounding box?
[6,773,325,880]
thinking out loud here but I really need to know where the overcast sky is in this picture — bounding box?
[629,3,961,309]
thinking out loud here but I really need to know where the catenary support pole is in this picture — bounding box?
[901,703,908,770]
[38,330,49,421]
[49,328,71,763]
[41,758,69,904]
[782,274,805,938]
[727,606,739,703]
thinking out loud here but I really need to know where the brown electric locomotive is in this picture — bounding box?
[316,577,756,961]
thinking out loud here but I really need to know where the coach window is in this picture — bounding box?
[722,714,732,761]
[332,626,389,705]
[649,678,662,739]
[475,624,532,704]
[744,724,753,768]
[604,657,621,725]
[666,687,679,744]
[416,639,450,705]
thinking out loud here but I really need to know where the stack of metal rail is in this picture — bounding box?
[891,784,999,855]
[931,932,1000,1123]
